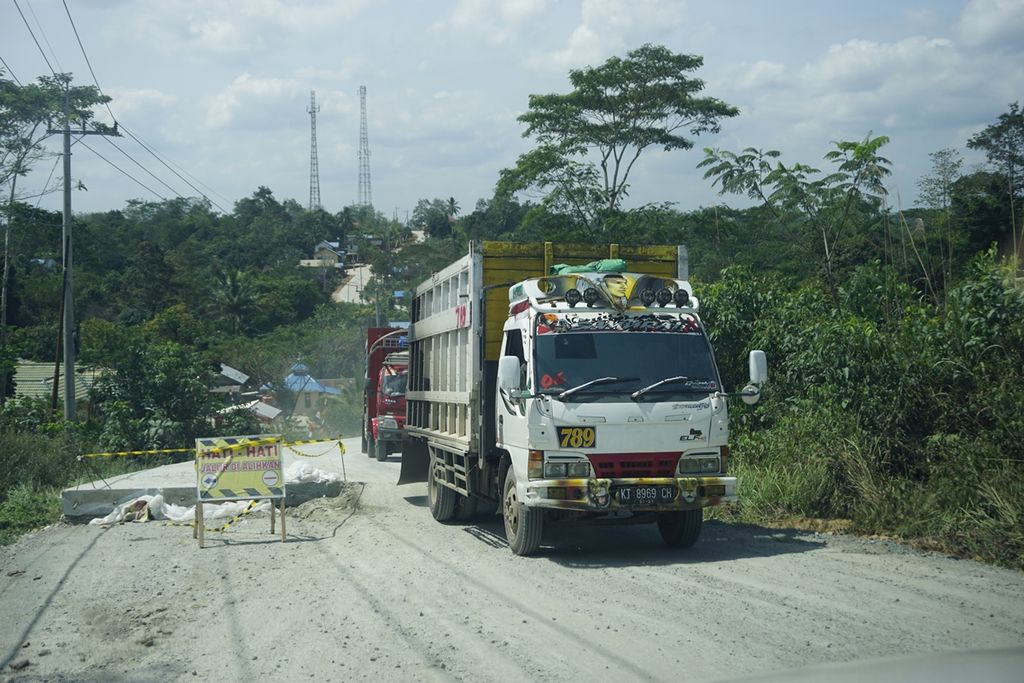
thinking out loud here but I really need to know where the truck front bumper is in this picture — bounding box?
[376,427,404,442]
[523,476,737,511]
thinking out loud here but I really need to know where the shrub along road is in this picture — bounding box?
[1,437,1023,681]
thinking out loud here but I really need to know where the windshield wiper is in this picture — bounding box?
[631,376,712,400]
[556,376,638,400]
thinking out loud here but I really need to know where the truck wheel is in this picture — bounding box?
[360,429,367,454]
[657,509,703,548]
[456,494,479,521]
[503,469,542,556]
[367,434,377,460]
[427,456,456,522]
[375,438,388,462]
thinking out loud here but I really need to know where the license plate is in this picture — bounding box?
[615,485,676,505]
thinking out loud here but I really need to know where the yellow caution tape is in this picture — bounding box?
[285,439,345,458]
[79,447,196,459]
[81,437,346,459]
[161,500,259,532]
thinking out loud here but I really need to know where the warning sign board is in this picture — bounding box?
[195,434,285,500]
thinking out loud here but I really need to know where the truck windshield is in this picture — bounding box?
[535,331,718,399]
[381,373,407,397]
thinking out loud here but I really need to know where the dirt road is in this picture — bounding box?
[2,436,1023,681]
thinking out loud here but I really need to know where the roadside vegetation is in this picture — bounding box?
[1,54,1021,566]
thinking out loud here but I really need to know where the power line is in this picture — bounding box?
[13,0,56,76]
[61,0,230,214]
[0,54,23,85]
[118,123,229,213]
[60,0,113,121]
[101,135,185,199]
[77,139,166,201]
[26,0,64,73]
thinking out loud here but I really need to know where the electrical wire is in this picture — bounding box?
[115,123,230,213]
[26,0,64,73]
[61,0,230,214]
[100,135,183,199]
[36,156,61,207]
[76,139,166,201]
[13,0,56,76]
[0,54,23,85]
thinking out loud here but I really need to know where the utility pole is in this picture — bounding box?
[48,103,119,421]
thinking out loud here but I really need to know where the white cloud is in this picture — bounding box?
[436,0,548,44]
[958,0,1024,50]
[131,0,371,56]
[535,0,687,71]
[105,87,176,114]
[205,73,305,129]
[295,57,363,83]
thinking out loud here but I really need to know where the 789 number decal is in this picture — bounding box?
[557,426,597,448]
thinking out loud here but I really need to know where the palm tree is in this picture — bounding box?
[447,196,460,218]
[209,269,258,335]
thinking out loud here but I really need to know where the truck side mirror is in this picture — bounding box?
[748,350,767,385]
[741,350,768,406]
[497,356,522,394]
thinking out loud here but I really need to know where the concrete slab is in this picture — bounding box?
[62,439,350,518]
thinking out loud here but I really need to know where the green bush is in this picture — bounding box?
[0,430,77,501]
[715,253,1024,569]
[0,484,61,545]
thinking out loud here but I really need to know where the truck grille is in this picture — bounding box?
[588,453,680,479]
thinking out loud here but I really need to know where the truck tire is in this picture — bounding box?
[427,456,456,522]
[375,438,388,462]
[360,428,367,454]
[367,433,377,460]
[657,509,703,548]
[503,469,542,556]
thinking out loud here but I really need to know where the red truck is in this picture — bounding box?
[362,327,409,461]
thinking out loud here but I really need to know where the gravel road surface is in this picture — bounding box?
[2,436,1023,681]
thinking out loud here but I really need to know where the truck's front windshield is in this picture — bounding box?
[381,372,407,397]
[534,329,719,400]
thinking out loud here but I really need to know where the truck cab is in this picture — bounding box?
[363,327,409,462]
[494,271,764,553]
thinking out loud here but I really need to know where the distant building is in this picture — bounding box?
[210,363,249,395]
[263,363,341,416]
[12,360,103,401]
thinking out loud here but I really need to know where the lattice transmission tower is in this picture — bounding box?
[357,85,372,208]
[307,90,321,211]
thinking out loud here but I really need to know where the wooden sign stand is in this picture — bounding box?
[194,496,286,548]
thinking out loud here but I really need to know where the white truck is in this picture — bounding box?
[398,241,766,555]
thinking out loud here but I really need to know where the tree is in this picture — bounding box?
[410,198,453,239]
[916,148,963,292]
[91,341,220,449]
[500,44,738,233]
[208,269,258,335]
[967,102,1024,263]
[700,134,892,305]
[1,72,110,400]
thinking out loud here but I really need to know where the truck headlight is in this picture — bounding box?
[679,455,720,474]
[566,461,591,477]
[544,462,567,478]
[379,416,398,430]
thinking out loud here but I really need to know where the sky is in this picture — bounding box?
[2,0,1023,221]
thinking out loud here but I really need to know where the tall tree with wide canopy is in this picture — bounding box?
[968,101,1024,263]
[500,44,738,232]
[1,72,110,399]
